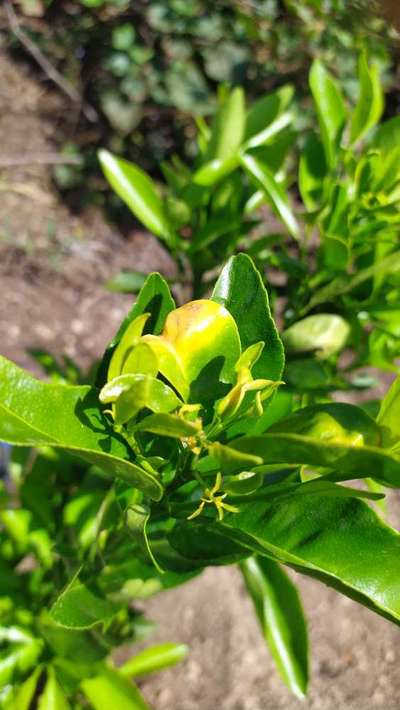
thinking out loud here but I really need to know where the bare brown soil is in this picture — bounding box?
[1,50,400,710]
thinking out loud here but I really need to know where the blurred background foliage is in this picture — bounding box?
[4,0,398,208]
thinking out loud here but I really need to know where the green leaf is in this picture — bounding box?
[212,253,284,381]
[207,87,246,162]
[240,557,308,699]
[192,155,239,186]
[377,375,400,449]
[244,85,294,142]
[81,667,151,710]
[96,272,175,388]
[100,374,181,425]
[302,250,400,314]
[229,403,400,487]
[120,642,188,678]
[50,576,118,630]
[118,273,175,339]
[220,493,400,627]
[106,271,148,294]
[193,87,246,186]
[38,667,71,710]
[240,153,299,238]
[169,522,248,566]
[350,53,383,144]
[133,413,200,438]
[0,356,162,501]
[309,59,346,166]
[7,667,42,710]
[282,314,350,359]
[98,150,171,242]
[298,132,327,211]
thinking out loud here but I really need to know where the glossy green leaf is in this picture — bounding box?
[230,403,400,487]
[81,667,151,710]
[120,642,188,678]
[193,155,239,186]
[98,150,171,241]
[0,356,163,500]
[244,85,294,142]
[49,576,118,630]
[240,557,308,698]
[240,153,299,238]
[309,59,346,166]
[38,667,71,710]
[220,493,400,626]
[377,375,400,449]
[212,253,284,381]
[243,112,292,151]
[282,314,350,359]
[350,54,383,144]
[207,87,246,162]
[224,470,263,495]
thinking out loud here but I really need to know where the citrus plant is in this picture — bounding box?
[2,254,400,702]
[100,54,400,402]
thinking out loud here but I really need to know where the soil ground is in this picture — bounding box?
[1,50,400,710]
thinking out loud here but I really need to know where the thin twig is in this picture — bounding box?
[5,0,98,122]
[0,154,82,168]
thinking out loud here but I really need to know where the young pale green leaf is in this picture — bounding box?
[240,153,299,238]
[108,313,151,381]
[120,642,188,678]
[96,272,175,388]
[141,335,189,400]
[350,53,383,144]
[377,375,400,449]
[0,356,163,500]
[98,150,171,241]
[81,667,151,710]
[220,493,400,627]
[50,576,118,630]
[230,403,400,487]
[282,314,350,359]
[133,413,200,438]
[37,667,71,710]
[100,373,181,425]
[240,557,308,699]
[212,253,284,381]
[309,59,346,166]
